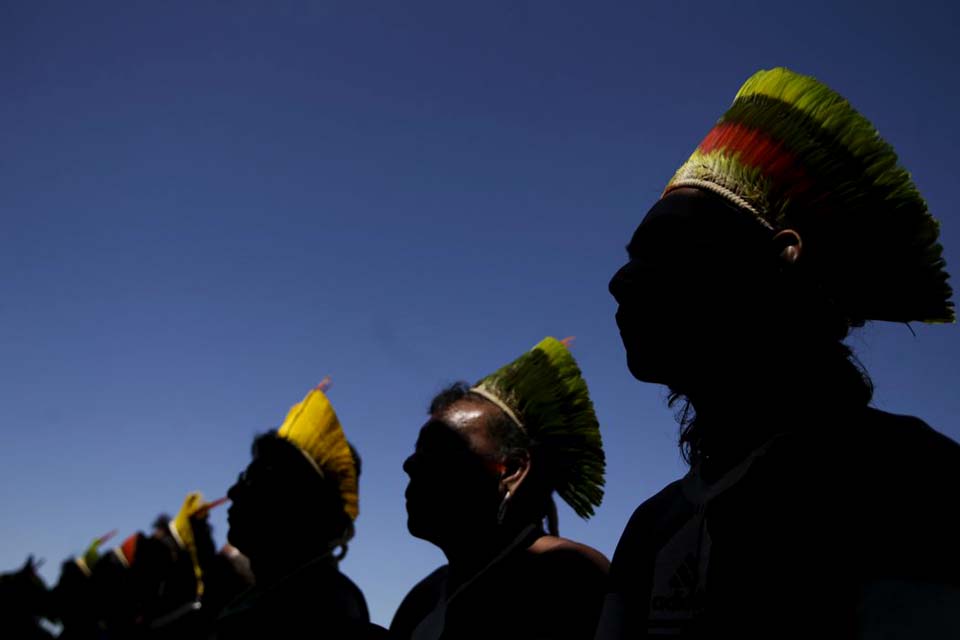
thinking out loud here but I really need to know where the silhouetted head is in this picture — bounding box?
[404,383,555,552]
[52,549,143,634]
[190,513,217,567]
[610,187,842,384]
[128,533,190,625]
[0,556,52,628]
[227,433,357,577]
[52,559,95,629]
[89,549,142,633]
[613,67,955,468]
[151,514,173,539]
[610,188,873,464]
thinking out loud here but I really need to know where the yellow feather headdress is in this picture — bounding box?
[276,379,359,522]
[170,492,227,599]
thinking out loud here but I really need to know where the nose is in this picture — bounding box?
[403,453,417,477]
[609,262,631,302]
[226,474,244,503]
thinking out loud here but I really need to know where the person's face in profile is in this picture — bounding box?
[609,188,775,384]
[403,400,504,548]
[226,448,291,558]
[228,436,348,571]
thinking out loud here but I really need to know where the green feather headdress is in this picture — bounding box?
[664,67,953,324]
[74,529,117,577]
[472,337,605,519]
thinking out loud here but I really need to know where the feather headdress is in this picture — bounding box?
[277,379,359,522]
[74,530,117,577]
[665,67,953,324]
[170,492,226,599]
[472,337,605,519]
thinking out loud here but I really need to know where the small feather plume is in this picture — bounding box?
[77,529,117,574]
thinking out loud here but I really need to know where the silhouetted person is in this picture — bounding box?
[92,541,145,638]
[391,338,609,640]
[52,557,101,639]
[91,531,180,638]
[218,381,386,639]
[600,67,960,638]
[0,556,54,639]
[51,530,121,639]
[127,512,194,632]
[147,494,233,639]
[58,531,170,639]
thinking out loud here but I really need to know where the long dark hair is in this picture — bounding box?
[670,258,875,467]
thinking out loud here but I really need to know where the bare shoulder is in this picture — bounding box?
[528,535,611,574]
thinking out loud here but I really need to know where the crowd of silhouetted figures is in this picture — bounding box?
[8,67,960,639]
[1,513,255,640]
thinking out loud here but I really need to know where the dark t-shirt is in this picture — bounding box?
[596,408,960,639]
[391,526,608,640]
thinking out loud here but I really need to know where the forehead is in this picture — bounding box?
[629,189,768,259]
[418,399,498,456]
[247,438,315,482]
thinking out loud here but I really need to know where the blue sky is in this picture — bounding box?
[2,0,959,626]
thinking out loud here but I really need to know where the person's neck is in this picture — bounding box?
[439,520,535,591]
[677,348,868,474]
[685,346,864,421]
[249,545,335,586]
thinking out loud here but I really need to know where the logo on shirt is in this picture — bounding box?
[650,552,705,613]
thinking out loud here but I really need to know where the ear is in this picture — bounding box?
[499,453,531,496]
[772,229,803,264]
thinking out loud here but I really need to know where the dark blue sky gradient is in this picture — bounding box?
[3,1,959,624]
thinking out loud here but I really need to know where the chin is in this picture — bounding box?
[226,526,246,554]
[406,519,427,541]
[406,515,440,545]
[405,510,424,535]
[618,333,670,383]
[626,352,671,384]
